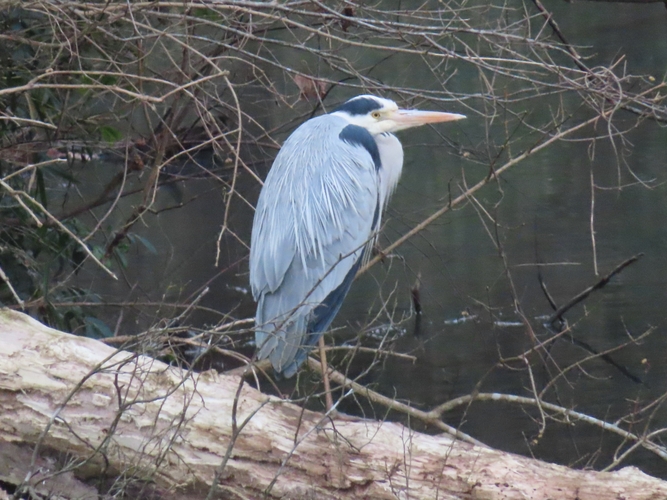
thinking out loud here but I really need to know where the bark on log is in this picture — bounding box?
[1,309,666,499]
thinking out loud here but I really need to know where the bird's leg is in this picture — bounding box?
[318,336,334,411]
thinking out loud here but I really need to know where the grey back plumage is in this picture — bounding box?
[250,114,382,376]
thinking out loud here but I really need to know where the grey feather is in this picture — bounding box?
[250,114,380,375]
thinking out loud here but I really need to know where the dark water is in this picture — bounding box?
[67,3,667,477]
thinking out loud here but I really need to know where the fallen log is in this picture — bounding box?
[0,309,666,499]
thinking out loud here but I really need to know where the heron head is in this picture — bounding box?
[331,95,465,135]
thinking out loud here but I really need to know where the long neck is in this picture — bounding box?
[375,132,404,208]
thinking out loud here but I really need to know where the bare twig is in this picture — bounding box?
[547,253,644,326]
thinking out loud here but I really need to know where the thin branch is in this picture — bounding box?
[547,253,644,326]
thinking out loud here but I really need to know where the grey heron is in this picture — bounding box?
[250,95,465,378]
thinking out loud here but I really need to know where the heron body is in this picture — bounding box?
[250,95,464,377]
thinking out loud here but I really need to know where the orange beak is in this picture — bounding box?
[390,109,466,127]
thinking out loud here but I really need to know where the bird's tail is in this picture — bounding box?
[255,252,364,378]
[255,300,312,378]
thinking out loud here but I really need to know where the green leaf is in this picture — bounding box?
[91,245,105,260]
[100,125,123,144]
[129,233,157,254]
[114,247,128,269]
[79,74,94,85]
[35,169,47,207]
[192,8,221,21]
[100,74,117,86]
[84,316,113,339]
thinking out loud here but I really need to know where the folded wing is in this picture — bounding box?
[250,115,380,376]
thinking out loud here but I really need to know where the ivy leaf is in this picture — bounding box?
[100,125,122,144]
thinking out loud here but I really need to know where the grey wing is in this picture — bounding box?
[249,116,379,375]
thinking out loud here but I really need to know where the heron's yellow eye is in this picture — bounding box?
[371,111,382,119]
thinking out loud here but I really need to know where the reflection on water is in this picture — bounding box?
[67,3,667,478]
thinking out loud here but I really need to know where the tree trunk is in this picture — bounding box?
[0,309,666,499]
